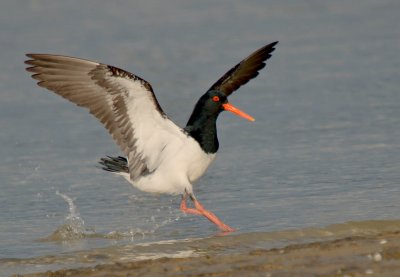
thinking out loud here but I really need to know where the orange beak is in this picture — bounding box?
[222,102,255,122]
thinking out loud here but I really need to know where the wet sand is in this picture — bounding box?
[18,230,400,277]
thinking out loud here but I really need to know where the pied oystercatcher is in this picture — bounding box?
[25,41,278,232]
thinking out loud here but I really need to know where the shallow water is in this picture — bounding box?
[2,219,400,276]
[1,0,400,275]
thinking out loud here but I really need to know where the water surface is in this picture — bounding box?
[0,0,399,275]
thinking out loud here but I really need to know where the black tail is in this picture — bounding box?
[99,156,129,173]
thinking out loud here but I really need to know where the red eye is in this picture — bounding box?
[212,96,220,102]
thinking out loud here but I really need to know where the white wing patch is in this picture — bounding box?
[26,54,187,181]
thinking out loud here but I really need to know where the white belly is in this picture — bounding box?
[125,137,216,195]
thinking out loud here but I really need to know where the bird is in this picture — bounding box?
[25,41,278,232]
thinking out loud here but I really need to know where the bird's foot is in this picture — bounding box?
[180,194,235,232]
[193,200,235,232]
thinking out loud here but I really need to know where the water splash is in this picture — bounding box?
[105,213,182,241]
[55,191,82,223]
[42,192,180,242]
[42,191,89,241]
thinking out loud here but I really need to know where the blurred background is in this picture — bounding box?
[0,0,399,275]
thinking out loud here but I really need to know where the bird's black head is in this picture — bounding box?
[185,91,227,128]
[185,90,254,153]
[186,90,254,126]
[199,90,228,117]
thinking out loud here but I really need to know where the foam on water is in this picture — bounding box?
[3,219,400,276]
[105,214,181,241]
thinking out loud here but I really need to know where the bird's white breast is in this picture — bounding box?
[126,134,216,195]
[184,139,216,184]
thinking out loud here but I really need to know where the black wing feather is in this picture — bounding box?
[207,41,278,96]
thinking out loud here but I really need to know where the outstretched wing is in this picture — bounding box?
[207,41,278,96]
[25,54,184,180]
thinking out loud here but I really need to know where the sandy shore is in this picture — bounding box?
[17,230,400,277]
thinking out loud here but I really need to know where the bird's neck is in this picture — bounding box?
[185,110,219,154]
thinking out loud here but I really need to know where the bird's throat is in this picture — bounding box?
[185,114,219,154]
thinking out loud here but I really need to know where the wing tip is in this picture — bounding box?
[261,41,279,55]
[25,54,37,69]
[207,41,279,96]
[25,53,47,61]
[258,41,279,57]
[268,41,279,49]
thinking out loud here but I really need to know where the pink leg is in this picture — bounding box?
[180,192,235,232]
[180,195,202,215]
[192,198,235,232]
